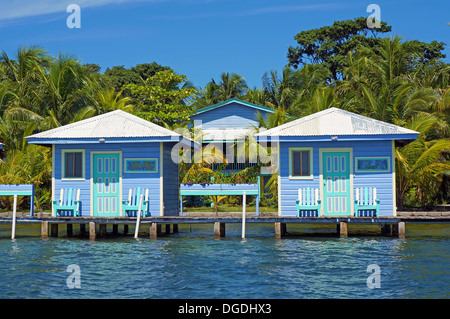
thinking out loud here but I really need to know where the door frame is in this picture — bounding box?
[90,151,123,216]
[319,148,354,217]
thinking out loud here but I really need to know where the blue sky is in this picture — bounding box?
[0,0,448,89]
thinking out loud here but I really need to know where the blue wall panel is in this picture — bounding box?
[54,142,166,216]
[191,102,270,130]
[279,140,395,216]
[163,142,179,216]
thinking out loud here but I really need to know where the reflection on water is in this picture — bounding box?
[0,224,448,299]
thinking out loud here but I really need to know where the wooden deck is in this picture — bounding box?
[1,213,449,240]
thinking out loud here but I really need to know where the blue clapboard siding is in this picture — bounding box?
[191,102,271,130]
[163,142,179,216]
[279,140,395,216]
[54,143,163,217]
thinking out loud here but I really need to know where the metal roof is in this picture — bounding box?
[26,110,182,139]
[194,98,275,115]
[255,108,419,137]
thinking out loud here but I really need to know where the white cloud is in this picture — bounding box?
[0,0,159,21]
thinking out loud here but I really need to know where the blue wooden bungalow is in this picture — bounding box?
[26,110,193,217]
[255,107,418,217]
[190,98,275,172]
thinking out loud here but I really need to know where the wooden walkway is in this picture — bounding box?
[1,214,449,240]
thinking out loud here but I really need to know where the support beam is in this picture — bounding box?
[214,222,225,239]
[274,222,286,239]
[338,221,348,238]
[150,223,161,239]
[89,222,96,240]
[67,224,73,237]
[112,224,118,236]
[41,221,49,237]
[50,223,58,237]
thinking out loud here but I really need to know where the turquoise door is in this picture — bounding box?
[322,152,351,216]
[93,153,120,216]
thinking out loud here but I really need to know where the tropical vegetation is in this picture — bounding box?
[0,17,448,212]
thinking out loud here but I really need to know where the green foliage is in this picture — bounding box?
[287,17,392,81]
[124,70,197,127]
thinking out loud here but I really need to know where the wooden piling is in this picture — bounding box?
[381,224,391,236]
[89,222,96,240]
[50,223,58,237]
[67,224,73,237]
[150,223,161,239]
[123,224,129,234]
[338,221,348,238]
[80,224,86,235]
[112,224,118,236]
[274,222,286,239]
[214,222,225,238]
[41,221,49,237]
[99,224,107,237]
[165,224,170,235]
[173,224,179,233]
[398,221,406,239]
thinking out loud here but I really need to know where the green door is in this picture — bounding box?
[93,153,120,216]
[322,152,351,216]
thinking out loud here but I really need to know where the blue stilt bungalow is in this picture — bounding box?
[190,98,275,172]
[255,108,418,217]
[27,110,192,217]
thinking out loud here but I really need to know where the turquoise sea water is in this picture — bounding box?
[0,223,448,299]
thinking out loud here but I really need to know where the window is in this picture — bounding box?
[289,148,313,179]
[62,150,84,179]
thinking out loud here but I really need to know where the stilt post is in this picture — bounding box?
[50,223,58,237]
[41,221,49,237]
[214,222,225,239]
[80,224,86,235]
[150,223,161,239]
[67,224,73,237]
[275,222,286,239]
[89,222,96,240]
[99,224,107,237]
[398,221,406,239]
[338,221,348,238]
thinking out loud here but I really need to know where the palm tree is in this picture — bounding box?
[395,114,450,208]
[215,72,247,101]
[95,87,134,113]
